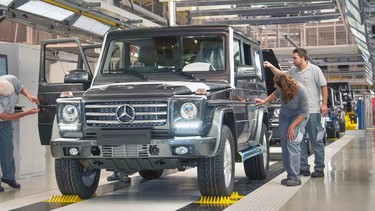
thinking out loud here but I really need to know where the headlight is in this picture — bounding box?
[57,98,82,134]
[172,99,204,135]
[180,102,197,119]
[62,105,79,123]
[274,108,280,118]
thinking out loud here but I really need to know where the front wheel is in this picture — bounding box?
[197,125,235,196]
[55,159,100,199]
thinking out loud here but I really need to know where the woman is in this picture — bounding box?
[255,73,309,186]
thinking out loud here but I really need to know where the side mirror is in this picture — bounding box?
[236,65,262,80]
[64,69,92,84]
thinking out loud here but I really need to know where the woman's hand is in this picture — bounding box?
[255,98,265,105]
[287,125,295,141]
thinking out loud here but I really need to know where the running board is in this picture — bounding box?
[238,145,262,162]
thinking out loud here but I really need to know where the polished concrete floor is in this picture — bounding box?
[0,129,373,211]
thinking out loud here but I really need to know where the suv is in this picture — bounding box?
[38,25,271,199]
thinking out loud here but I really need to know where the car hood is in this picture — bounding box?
[84,81,231,98]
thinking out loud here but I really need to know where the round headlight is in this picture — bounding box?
[274,108,280,118]
[180,102,197,119]
[62,105,79,123]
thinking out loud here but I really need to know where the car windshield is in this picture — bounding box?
[101,35,225,78]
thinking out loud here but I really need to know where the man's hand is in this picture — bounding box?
[320,104,328,116]
[25,108,40,115]
[27,95,40,105]
[263,61,274,69]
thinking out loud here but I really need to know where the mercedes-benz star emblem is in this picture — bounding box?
[115,104,135,123]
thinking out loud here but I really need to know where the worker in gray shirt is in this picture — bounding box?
[255,73,309,186]
[264,48,328,178]
[0,75,39,192]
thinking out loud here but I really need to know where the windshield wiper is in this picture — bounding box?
[123,69,149,81]
[158,67,200,81]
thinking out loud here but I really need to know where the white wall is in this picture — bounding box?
[0,43,46,179]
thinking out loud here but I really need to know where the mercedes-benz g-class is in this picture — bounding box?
[38,25,271,199]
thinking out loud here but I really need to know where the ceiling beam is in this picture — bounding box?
[173,0,333,7]
[189,3,336,17]
[206,13,340,25]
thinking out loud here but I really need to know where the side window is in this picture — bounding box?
[243,42,252,66]
[44,42,80,84]
[233,39,241,67]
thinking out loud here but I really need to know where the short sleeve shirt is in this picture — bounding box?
[274,82,309,118]
[287,62,327,113]
[0,75,23,115]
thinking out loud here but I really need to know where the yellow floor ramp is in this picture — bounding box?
[46,195,82,203]
[194,192,244,206]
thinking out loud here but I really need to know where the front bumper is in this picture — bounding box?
[50,136,217,159]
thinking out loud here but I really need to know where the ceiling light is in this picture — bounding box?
[0,0,13,7]
[16,1,74,21]
[72,15,110,36]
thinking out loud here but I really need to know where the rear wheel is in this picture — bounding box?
[139,170,164,180]
[243,123,269,179]
[197,125,234,196]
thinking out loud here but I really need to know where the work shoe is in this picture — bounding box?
[1,178,21,189]
[280,179,288,185]
[0,183,4,192]
[311,170,325,177]
[300,169,311,176]
[106,173,120,182]
[285,179,302,186]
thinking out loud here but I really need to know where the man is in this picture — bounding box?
[0,75,39,192]
[107,171,131,183]
[264,48,328,178]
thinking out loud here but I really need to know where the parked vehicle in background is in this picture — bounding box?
[325,87,341,139]
[327,82,355,112]
[38,25,273,199]
[334,89,346,132]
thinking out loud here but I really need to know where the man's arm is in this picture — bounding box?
[0,108,39,121]
[20,87,40,105]
[320,85,328,116]
[263,61,283,75]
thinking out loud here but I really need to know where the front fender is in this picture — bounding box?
[207,106,233,157]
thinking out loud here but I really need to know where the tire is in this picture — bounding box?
[243,123,269,179]
[139,170,164,180]
[340,121,346,132]
[327,128,335,138]
[306,139,312,155]
[55,159,100,199]
[197,125,235,196]
[55,159,75,195]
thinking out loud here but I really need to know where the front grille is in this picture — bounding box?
[85,101,168,128]
[102,144,148,158]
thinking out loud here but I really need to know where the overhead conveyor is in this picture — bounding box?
[0,0,164,41]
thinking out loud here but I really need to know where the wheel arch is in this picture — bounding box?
[207,107,237,156]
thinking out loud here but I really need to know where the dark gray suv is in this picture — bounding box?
[38,25,271,199]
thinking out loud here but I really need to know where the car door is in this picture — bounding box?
[38,38,101,145]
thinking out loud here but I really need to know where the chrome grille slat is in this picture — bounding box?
[102,145,148,158]
[87,119,166,124]
[85,101,168,128]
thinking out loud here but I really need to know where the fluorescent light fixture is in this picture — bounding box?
[72,16,110,36]
[346,13,365,33]
[349,26,367,43]
[0,0,13,7]
[17,1,74,21]
[345,0,362,23]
